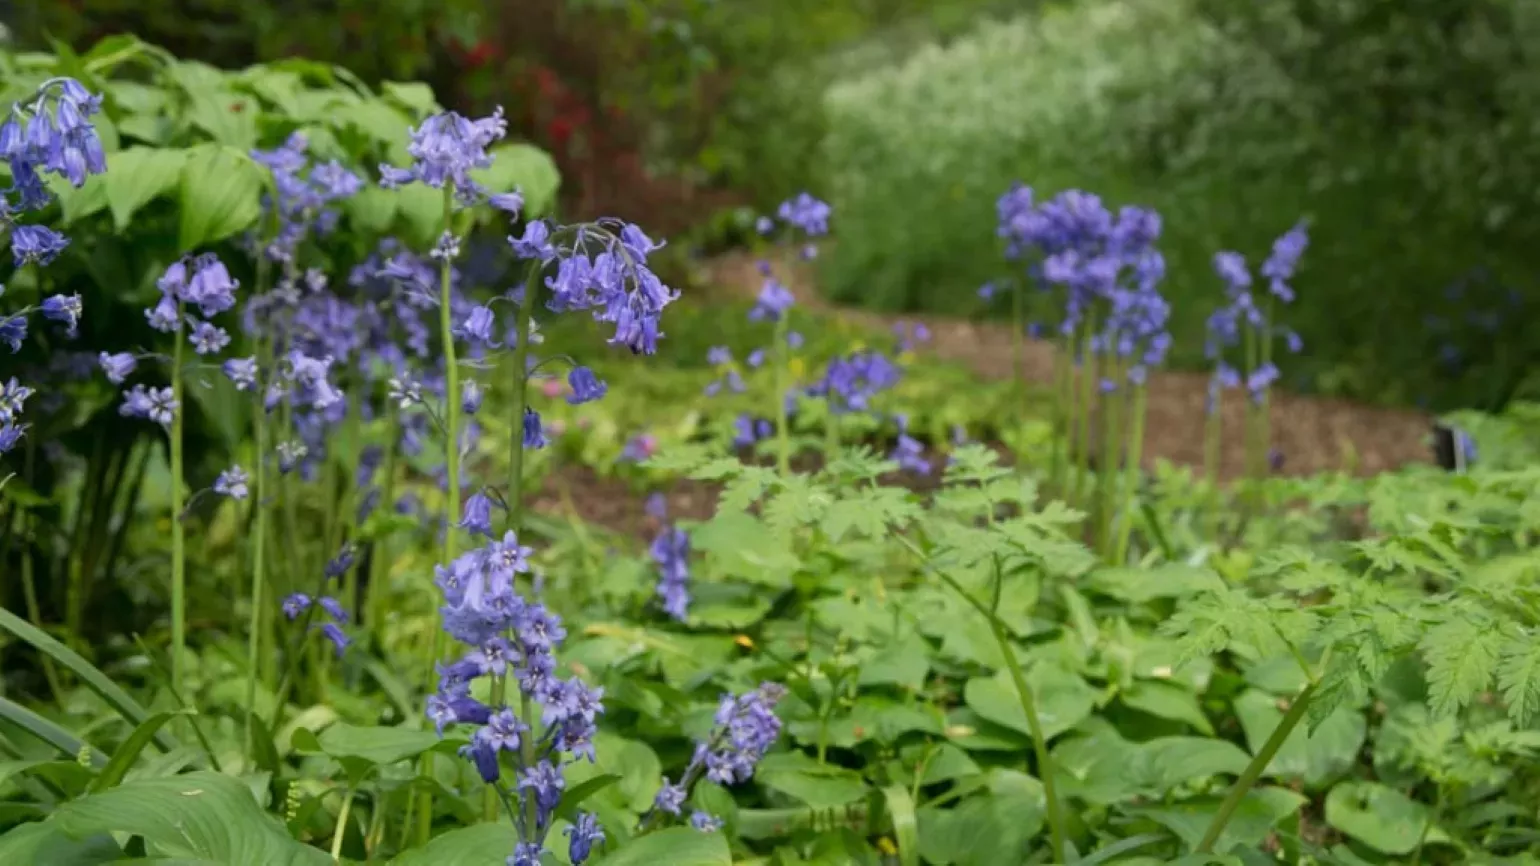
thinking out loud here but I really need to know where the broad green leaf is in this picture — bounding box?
[46,173,108,223]
[917,784,1043,866]
[186,87,260,148]
[389,182,445,249]
[963,663,1096,741]
[1139,737,1251,792]
[590,826,730,865]
[757,752,868,808]
[381,81,440,117]
[178,144,264,250]
[293,723,447,784]
[691,511,801,587]
[91,710,190,792]
[574,733,660,813]
[1129,787,1306,854]
[343,184,398,236]
[389,823,517,866]
[104,147,190,230]
[858,637,931,691]
[49,771,329,865]
[1324,781,1438,856]
[470,143,561,217]
[881,785,921,866]
[556,773,623,823]
[1120,680,1214,735]
[1085,563,1223,602]
[0,822,121,865]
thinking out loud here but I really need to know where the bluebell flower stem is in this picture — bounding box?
[365,419,399,633]
[1095,360,1124,555]
[1259,294,1275,475]
[1242,317,1259,487]
[1074,313,1098,507]
[505,264,541,532]
[329,782,356,861]
[1051,334,1072,495]
[518,691,539,839]
[773,315,791,475]
[169,300,187,694]
[1113,384,1147,565]
[243,381,269,766]
[419,184,460,847]
[482,674,507,822]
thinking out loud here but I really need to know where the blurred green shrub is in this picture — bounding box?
[819,0,1540,409]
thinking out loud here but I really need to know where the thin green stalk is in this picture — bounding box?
[169,300,188,694]
[1051,333,1072,495]
[1095,361,1125,554]
[505,263,541,532]
[1196,682,1317,853]
[365,420,399,633]
[483,675,507,821]
[418,185,460,846]
[1259,294,1275,476]
[773,315,791,475]
[895,537,1066,863]
[1113,384,1148,565]
[1241,316,1259,485]
[824,411,839,463]
[518,692,539,838]
[20,519,64,705]
[1073,312,1098,507]
[330,783,356,862]
[243,383,270,767]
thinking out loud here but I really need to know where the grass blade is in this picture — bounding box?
[0,696,107,766]
[89,710,190,793]
[0,607,177,754]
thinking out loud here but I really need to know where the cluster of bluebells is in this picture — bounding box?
[279,546,359,657]
[648,498,692,622]
[994,185,1172,388]
[248,133,364,263]
[649,683,786,832]
[0,78,108,455]
[428,532,607,865]
[1205,223,1309,408]
[890,414,932,476]
[808,350,902,414]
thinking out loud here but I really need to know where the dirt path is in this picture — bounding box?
[696,250,1435,480]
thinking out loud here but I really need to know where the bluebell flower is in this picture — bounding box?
[98,352,136,384]
[523,407,547,448]
[214,466,249,500]
[810,350,902,414]
[119,385,176,426]
[890,432,930,476]
[749,278,794,322]
[457,305,499,347]
[324,546,357,580]
[317,622,351,657]
[619,432,657,463]
[223,356,259,391]
[462,379,484,415]
[380,108,507,204]
[460,491,496,538]
[650,526,691,622]
[776,193,832,237]
[188,320,231,355]
[489,191,523,215]
[654,779,687,815]
[12,225,69,267]
[282,593,311,620]
[566,812,604,863]
[0,315,25,352]
[690,811,724,833]
[0,378,34,424]
[566,366,607,404]
[39,293,82,336]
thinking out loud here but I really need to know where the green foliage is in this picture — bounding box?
[819,0,1540,407]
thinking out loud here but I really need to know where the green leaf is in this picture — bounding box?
[881,785,920,866]
[294,723,446,784]
[389,182,445,249]
[917,782,1043,866]
[46,173,109,223]
[178,145,264,251]
[1139,737,1251,792]
[1498,634,1540,726]
[0,822,121,865]
[343,184,399,236]
[1129,787,1306,854]
[389,823,517,866]
[578,734,661,812]
[46,771,329,865]
[186,87,260,148]
[0,607,176,756]
[1120,680,1214,735]
[756,752,868,808]
[1323,781,1434,856]
[470,143,561,217]
[380,81,440,117]
[90,711,190,793]
[963,664,1096,741]
[556,773,623,823]
[0,696,106,764]
[590,826,731,866]
[104,148,190,231]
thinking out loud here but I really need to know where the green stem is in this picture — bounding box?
[506,264,541,532]
[418,185,460,847]
[518,692,539,839]
[1051,332,1071,496]
[365,421,399,633]
[20,516,64,706]
[483,675,507,821]
[330,783,356,862]
[774,315,791,475]
[170,301,187,695]
[1096,360,1124,555]
[243,383,270,766]
[1113,384,1148,565]
[1073,313,1098,507]
[1196,682,1317,854]
[895,538,1066,863]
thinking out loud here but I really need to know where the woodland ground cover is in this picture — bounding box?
[1,33,1540,866]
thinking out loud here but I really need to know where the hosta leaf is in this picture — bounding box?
[44,771,328,865]
[1324,781,1441,856]
[389,823,517,866]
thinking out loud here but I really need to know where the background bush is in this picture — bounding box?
[820,0,1540,410]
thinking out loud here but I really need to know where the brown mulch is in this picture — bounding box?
[695,249,1436,480]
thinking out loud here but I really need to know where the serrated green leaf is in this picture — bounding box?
[1420,616,1503,717]
[1498,635,1540,726]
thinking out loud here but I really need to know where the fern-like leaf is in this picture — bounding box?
[1420,615,1504,718]
[1497,632,1540,727]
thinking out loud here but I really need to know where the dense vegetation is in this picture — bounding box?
[2,10,1540,866]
